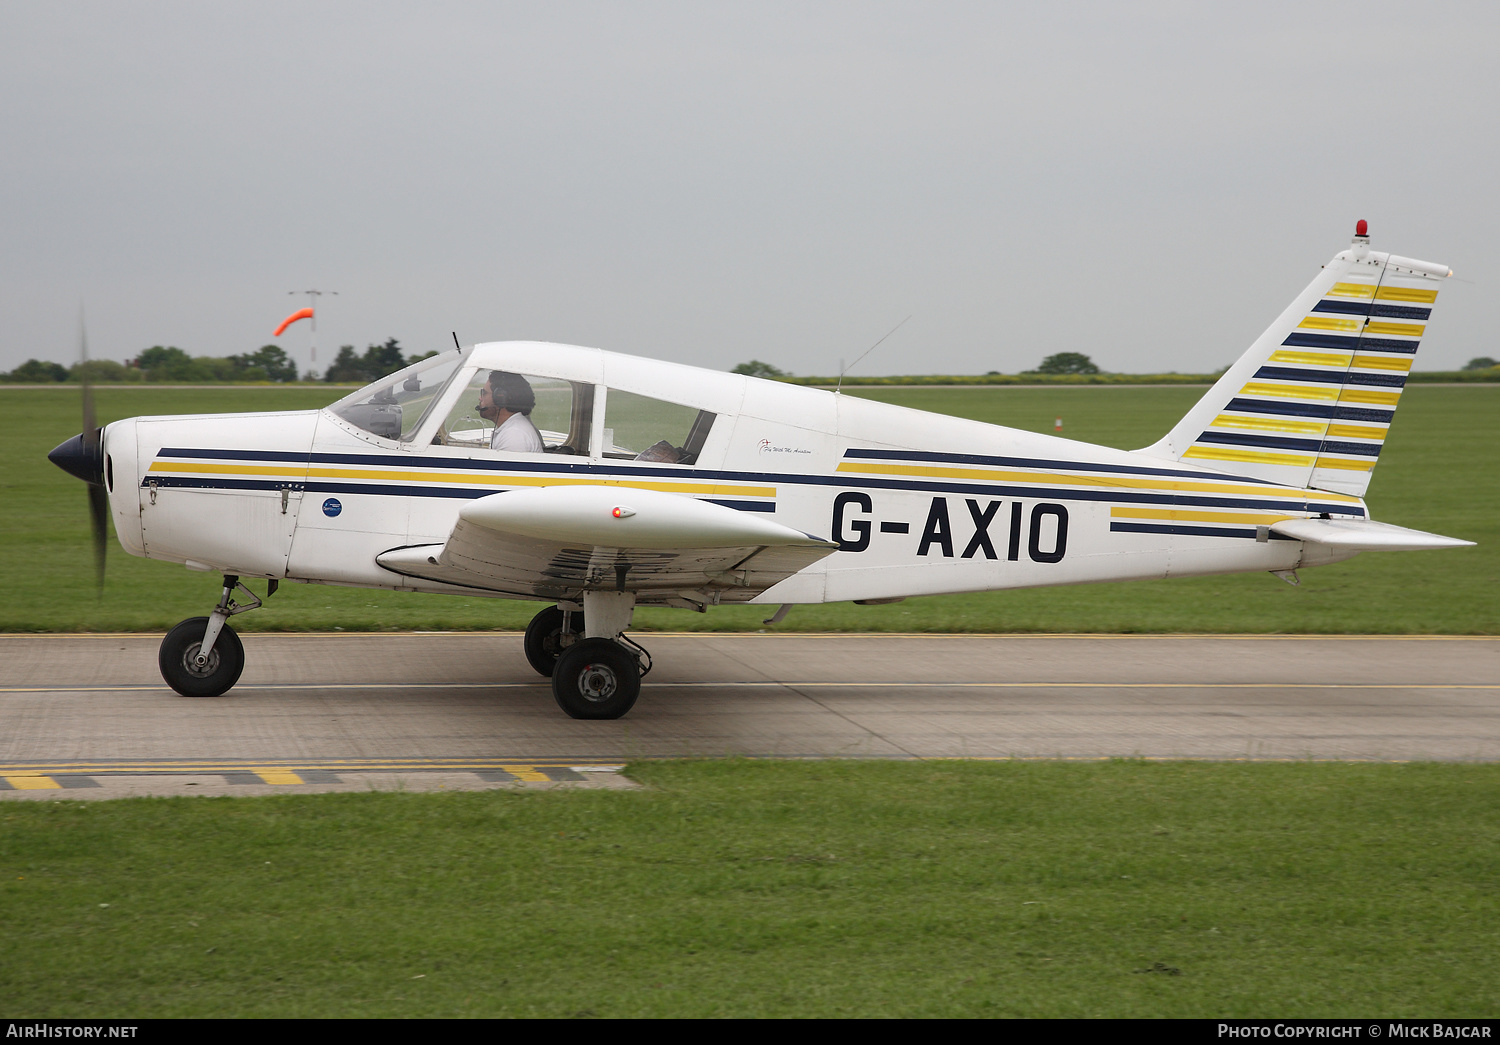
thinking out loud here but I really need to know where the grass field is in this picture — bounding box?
[4,383,1495,633]
[2,759,1496,1018]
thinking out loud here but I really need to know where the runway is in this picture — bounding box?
[1,632,1496,798]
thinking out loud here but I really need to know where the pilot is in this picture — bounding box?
[478,371,545,452]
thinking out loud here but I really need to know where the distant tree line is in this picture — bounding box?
[1,338,436,384]
[2,344,299,383]
[322,339,437,382]
[731,360,790,378]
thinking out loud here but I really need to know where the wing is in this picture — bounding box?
[376,485,838,607]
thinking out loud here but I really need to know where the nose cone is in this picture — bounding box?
[48,431,104,485]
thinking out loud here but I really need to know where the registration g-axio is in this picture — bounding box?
[47,224,1474,719]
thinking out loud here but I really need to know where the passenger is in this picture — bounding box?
[479,371,544,452]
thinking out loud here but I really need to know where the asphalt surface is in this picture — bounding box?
[1,632,1496,798]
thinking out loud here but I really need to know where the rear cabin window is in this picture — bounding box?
[602,390,715,464]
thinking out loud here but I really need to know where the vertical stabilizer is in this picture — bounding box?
[1142,223,1449,496]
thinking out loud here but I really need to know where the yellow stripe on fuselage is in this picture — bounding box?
[1364,321,1425,337]
[146,462,775,499]
[1337,388,1402,406]
[1298,316,1360,332]
[1210,414,1327,436]
[1325,423,1388,441]
[1181,446,1315,467]
[1352,354,1413,372]
[832,461,1360,504]
[1375,286,1438,303]
[1111,506,1298,525]
[1269,350,1351,367]
[1235,383,1400,407]
[1314,457,1376,472]
[1239,381,1341,401]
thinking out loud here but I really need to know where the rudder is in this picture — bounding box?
[1142,222,1449,497]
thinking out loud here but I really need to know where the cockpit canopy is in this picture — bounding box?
[328,347,467,442]
[325,343,720,465]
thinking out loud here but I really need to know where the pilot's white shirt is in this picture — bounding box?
[491,411,544,453]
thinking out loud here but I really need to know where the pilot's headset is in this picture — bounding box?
[488,371,536,415]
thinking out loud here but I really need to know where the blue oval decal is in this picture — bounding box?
[322,497,342,517]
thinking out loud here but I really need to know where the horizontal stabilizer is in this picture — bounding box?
[1269,518,1473,551]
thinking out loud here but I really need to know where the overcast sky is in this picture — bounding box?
[3,1,1495,378]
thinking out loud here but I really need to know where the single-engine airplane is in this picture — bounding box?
[49,223,1473,718]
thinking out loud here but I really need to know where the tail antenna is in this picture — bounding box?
[836,315,911,395]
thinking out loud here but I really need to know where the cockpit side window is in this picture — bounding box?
[434,370,592,455]
[602,389,715,465]
[328,349,467,442]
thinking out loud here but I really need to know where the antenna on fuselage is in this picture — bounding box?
[836,315,911,395]
[452,331,461,351]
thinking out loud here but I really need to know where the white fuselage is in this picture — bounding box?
[97,342,1363,607]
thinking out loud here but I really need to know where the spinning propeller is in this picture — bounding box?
[45,317,109,595]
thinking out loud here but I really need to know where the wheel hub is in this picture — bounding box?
[577,662,618,702]
[182,643,220,679]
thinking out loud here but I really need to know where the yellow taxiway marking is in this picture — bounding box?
[252,770,304,785]
[0,760,621,774]
[498,765,552,782]
[2,774,61,789]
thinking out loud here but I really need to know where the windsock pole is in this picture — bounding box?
[288,289,337,368]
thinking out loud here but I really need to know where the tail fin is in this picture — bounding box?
[1142,223,1450,497]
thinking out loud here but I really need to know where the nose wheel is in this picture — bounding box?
[158,575,271,698]
[159,616,245,697]
[551,638,641,719]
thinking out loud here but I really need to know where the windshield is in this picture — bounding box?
[328,347,468,442]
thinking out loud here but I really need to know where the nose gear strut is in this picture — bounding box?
[158,575,277,698]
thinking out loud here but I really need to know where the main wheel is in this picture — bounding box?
[551,638,640,719]
[159,617,245,697]
[523,606,584,677]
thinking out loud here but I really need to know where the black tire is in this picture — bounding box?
[523,606,584,677]
[551,638,640,719]
[159,617,245,698]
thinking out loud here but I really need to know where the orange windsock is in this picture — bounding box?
[274,307,314,337]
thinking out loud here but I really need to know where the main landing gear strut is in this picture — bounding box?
[523,592,651,720]
[159,575,274,697]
